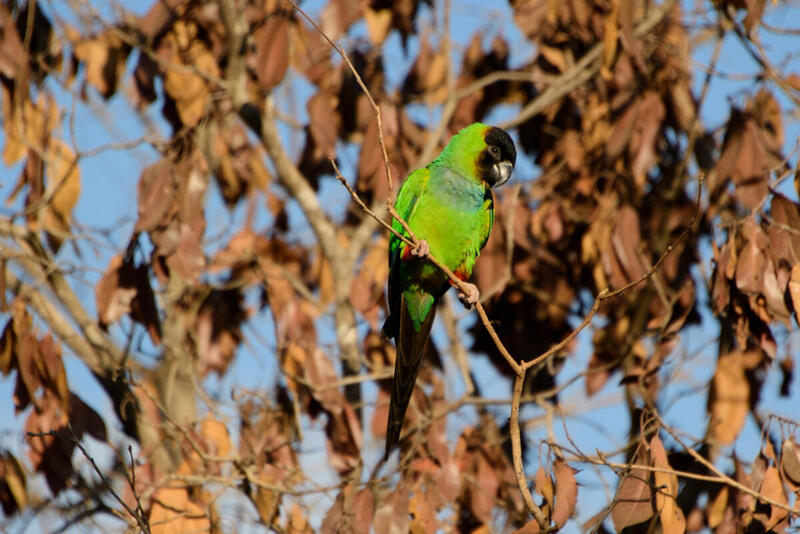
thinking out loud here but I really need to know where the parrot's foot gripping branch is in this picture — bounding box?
[410,239,430,258]
[457,282,480,308]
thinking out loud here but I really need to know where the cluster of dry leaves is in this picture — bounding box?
[1,0,800,532]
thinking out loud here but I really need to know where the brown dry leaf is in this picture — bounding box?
[670,84,696,131]
[630,92,666,185]
[0,450,27,515]
[72,31,129,98]
[166,220,207,283]
[325,402,363,476]
[351,488,374,534]
[735,224,767,295]
[287,22,327,86]
[789,264,800,328]
[306,89,339,169]
[364,7,392,46]
[715,99,782,209]
[371,387,390,438]
[280,343,306,397]
[585,352,613,396]
[95,254,162,343]
[650,435,685,534]
[769,193,800,264]
[42,139,80,249]
[540,44,567,73]
[780,438,800,487]
[534,466,554,509]
[3,92,59,167]
[561,130,584,172]
[778,354,793,397]
[150,486,211,534]
[306,347,342,413]
[512,519,540,534]
[611,467,654,531]
[162,27,219,127]
[35,335,68,410]
[685,507,704,532]
[761,257,790,324]
[742,0,767,34]
[749,90,784,152]
[68,393,107,442]
[320,492,344,534]
[603,205,645,289]
[253,13,291,90]
[136,158,175,232]
[707,486,729,528]
[757,466,789,531]
[285,502,314,534]
[433,459,461,506]
[95,255,136,326]
[403,36,447,104]
[45,140,80,217]
[24,390,71,495]
[787,73,800,92]
[0,85,26,166]
[374,484,410,534]
[0,6,26,81]
[602,3,619,78]
[470,451,499,523]
[15,334,42,412]
[606,92,665,186]
[130,52,158,108]
[709,352,751,446]
[551,459,578,527]
[253,468,282,526]
[320,0,361,41]
[200,415,231,458]
[31,405,98,499]
[195,288,245,377]
[409,490,437,534]
[350,236,389,325]
[0,320,14,376]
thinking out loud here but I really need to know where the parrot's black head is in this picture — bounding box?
[479,126,516,188]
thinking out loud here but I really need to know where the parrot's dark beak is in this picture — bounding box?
[491,161,513,187]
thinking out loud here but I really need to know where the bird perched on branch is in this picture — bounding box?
[382,122,516,459]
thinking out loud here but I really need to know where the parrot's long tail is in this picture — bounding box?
[384,293,436,460]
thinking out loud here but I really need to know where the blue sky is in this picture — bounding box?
[1,0,799,532]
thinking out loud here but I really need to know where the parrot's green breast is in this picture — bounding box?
[390,165,493,331]
[408,166,491,276]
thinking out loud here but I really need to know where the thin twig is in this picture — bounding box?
[499,0,678,131]
[653,411,798,517]
[28,428,151,533]
[285,0,394,196]
[511,371,550,529]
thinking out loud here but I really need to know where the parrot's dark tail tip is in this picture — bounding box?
[384,426,401,462]
[380,316,395,340]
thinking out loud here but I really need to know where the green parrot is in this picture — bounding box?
[382,122,516,458]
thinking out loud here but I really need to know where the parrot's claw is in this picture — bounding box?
[457,283,480,308]
[411,239,430,258]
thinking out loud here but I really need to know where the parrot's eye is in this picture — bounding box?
[489,145,500,157]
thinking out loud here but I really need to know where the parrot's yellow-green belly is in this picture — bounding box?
[410,190,489,278]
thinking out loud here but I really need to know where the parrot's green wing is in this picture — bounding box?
[388,167,430,268]
[383,167,437,458]
[479,193,494,255]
